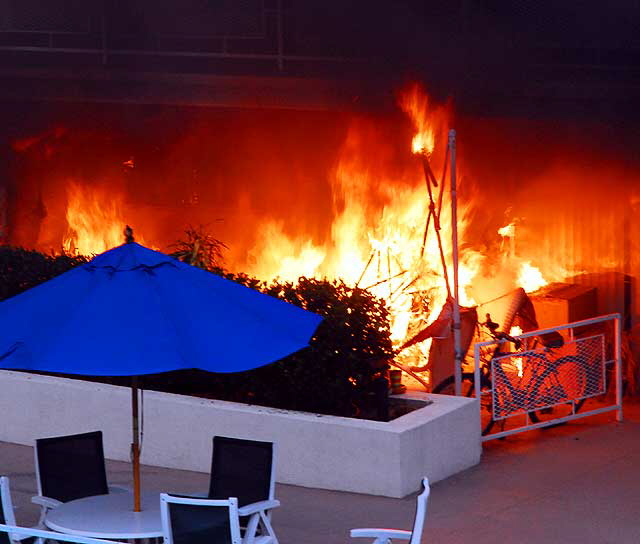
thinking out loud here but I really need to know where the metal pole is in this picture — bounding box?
[473,342,481,406]
[131,377,141,512]
[615,314,624,422]
[420,154,451,297]
[449,129,462,396]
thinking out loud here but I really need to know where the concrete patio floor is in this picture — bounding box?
[3,399,640,544]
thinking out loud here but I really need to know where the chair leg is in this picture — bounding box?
[243,514,260,544]
[258,512,278,544]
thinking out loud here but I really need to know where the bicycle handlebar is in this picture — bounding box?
[481,318,522,350]
[492,331,522,348]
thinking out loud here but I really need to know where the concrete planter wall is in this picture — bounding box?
[0,370,481,497]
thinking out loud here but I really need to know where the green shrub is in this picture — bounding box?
[0,246,394,419]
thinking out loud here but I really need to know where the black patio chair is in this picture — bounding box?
[32,431,127,526]
[160,494,248,544]
[208,436,279,544]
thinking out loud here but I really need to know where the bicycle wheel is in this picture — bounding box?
[432,375,497,435]
[528,355,588,424]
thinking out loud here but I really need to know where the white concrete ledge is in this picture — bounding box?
[0,370,481,497]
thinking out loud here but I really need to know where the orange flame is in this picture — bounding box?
[497,222,548,292]
[509,325,524,378]
[399,84,436,155]
[63,181,137,255]
[498,222,515,237]
[50,82,577,377]
[517,261,547,292]
[246,84,483,363]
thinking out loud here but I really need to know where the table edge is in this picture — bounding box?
[44,518,164,540]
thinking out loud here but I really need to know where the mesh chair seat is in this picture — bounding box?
[208,436,278,544]
[32,431,116,529]
[160,494,243,544]
[208,436,273,507]
[35,430,109,503]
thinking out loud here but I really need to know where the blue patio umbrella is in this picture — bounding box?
[0,235,323,510]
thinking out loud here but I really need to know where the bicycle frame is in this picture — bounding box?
[490,348,588,420]
[474,313,623,441]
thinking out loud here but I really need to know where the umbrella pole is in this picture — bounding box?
[131,377,141,512]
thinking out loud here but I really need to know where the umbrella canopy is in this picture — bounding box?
[0,242,323,375]
[0,240,323,511]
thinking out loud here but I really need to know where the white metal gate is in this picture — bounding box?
[475,313,623,441]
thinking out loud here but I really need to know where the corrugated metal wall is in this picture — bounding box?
[524,182,636,329]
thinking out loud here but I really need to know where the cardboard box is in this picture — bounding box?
[530,283,598,330]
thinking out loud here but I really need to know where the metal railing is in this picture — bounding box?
[475,313,623,441]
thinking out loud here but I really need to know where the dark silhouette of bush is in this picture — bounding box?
[0,246,87,301]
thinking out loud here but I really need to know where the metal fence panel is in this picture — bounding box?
[491,334,605,419]
[476,313,623,441]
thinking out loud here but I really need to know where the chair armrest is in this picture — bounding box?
[31,496,62,510]
[107,485,130,494]
[238,499,280,516]
[350,528,412,541]
[31,495,62,530]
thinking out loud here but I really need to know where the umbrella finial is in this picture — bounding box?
[124,225,135,244]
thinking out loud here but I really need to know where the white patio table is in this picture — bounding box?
[44,492,163,540]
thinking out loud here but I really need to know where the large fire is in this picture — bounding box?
[244,85,488,360]
[7,82,636,386]
[45,86,543,356]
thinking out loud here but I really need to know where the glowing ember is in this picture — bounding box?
[412,133,433,155]
[399,84,436,155]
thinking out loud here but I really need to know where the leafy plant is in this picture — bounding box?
[169,226,227,270]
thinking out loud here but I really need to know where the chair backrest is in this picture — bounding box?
[0,477,17,544]
[160,494,242,544]
[208,436,275,508]
[409,477,430,544]
[35,430,109,502]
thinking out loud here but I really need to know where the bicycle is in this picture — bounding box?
[432,317,593,435]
